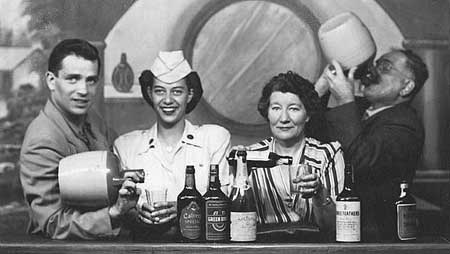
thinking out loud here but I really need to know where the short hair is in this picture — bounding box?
[138,70,203,114]
[398,49,428,98]
[48,38,101,75]
[257,71,322,120]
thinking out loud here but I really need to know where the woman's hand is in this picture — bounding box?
[294,172,322,199]
[138,201,177,225]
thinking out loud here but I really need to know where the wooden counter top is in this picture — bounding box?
[1,235,449,254]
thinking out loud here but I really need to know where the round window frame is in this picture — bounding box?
[182,0,323,135]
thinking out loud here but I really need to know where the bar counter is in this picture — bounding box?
[1,234,449,254]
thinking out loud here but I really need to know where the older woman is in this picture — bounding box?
[242,71,344,234]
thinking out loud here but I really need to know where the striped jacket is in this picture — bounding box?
[247,137,345,227]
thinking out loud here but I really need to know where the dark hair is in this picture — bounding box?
[257,71,322,120]
[398,49,428,98]
[48,39,101,75]
[138,70,203,114]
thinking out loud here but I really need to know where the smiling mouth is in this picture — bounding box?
[160,107,177,114]
[72,98,89,105]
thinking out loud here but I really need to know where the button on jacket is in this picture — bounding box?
[113,120,231,205]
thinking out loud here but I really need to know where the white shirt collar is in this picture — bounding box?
[364,105,394,119]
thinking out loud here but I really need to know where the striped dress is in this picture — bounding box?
[247,137,345,227]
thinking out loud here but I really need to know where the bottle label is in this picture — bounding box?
[336,201,361,242]
[230,211,257,242]
[180,201,202,239]
[205,200,229,241]
[397,203,417,240]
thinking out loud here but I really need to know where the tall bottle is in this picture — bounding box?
[395,180,417,241]
[229,151,257,242]
[336,163,361,242]
[228,150,292,170]
[177,165,204,242]
[203,164,230,242]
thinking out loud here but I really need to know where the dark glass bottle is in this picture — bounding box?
[203,164,230,242]
[336,163,361,242]
[177,165,204,242]
[229,151,257,242]
[228,150,292,171]
[395,181,417,241]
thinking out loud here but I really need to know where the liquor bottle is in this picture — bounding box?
[229,151,257,242]
[177,165,204,242]
[395,180,417,241]
[203,164,230,242]
[228,150,292,170]
[336,163,361,242]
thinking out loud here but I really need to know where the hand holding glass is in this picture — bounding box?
[144,188,171,221]
[289,164,318,199]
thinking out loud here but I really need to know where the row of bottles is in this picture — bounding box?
[176,155,417,243]
[336,163,417,242]
[177,164,234,242]
[177,150,292,242]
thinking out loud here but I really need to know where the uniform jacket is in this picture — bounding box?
[114,120,231,202]
[326,99,424,241]
[113,120,231,241]
[19,100,118,239]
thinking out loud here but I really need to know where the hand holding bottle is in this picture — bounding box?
[323,60,358,106]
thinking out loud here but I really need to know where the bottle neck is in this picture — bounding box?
[245,150,292,166]
[343,165,354,190]
[185,172,196,189]
[399,184,408,198]
[235,155,249,187]
[209,172,221,190]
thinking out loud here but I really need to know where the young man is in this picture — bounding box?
[114,51,231,240]
[318,49,428,241]
[20,39,142,240]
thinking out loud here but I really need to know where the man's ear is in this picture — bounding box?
[46,71,56,91]
[400,79,415,97]
[187,88,194,103]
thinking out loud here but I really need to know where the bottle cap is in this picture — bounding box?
[186,165,195,174]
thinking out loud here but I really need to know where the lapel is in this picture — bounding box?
[42,100,89,153]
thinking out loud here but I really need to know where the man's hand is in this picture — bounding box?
[138,201,177,225]
[109,171,144,220]
[314,67,331,98]
[324,60,357,106]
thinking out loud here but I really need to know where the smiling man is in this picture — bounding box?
[318,49,428,241]
[20,39,142,239]
[113,51,231,241]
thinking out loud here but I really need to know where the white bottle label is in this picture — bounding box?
[230,211,257,242]
[336,201,361,242]
[397,203,417,240]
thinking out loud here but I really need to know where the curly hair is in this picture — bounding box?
[257,71,322,120]
[138,70,203,114]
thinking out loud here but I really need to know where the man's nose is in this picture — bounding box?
[76,80,88,95]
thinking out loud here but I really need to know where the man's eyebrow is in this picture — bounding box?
[63,73,82,79]
[86,75,99,80]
